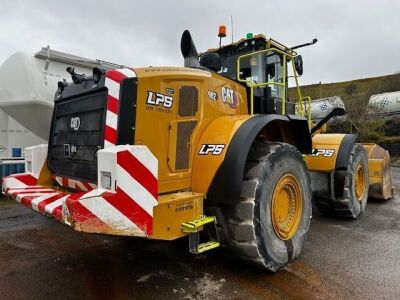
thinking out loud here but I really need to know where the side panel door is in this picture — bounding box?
[168,85,199,173]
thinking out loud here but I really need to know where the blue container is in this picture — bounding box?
[12,148,22,158]
[0,160,25,178]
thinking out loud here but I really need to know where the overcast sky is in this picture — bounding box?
[1,0,399,85]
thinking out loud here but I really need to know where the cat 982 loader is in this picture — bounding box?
[1,27,394,271]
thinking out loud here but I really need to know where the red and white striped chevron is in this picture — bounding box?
[53,176,97,192]
[2,145,158,237]
[104,68,137,149]
[2,173,69,221]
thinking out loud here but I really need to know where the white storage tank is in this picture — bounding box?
[0,109,46,158]
[0,46,121,159]
[0,46,122,140]
[368,91,400,116]
[301,96,346,121]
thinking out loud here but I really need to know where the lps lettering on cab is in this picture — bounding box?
[146,91,173,108]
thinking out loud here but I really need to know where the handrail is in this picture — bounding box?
[236,44,303,116]
[301,96,312,130]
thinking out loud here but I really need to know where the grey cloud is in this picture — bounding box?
[0,0,399,85]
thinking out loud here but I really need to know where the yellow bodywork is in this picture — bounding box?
[305,133,345,172]
[133,67,248,195]
[131,65,394,240]
[305,134,394,200]
[152,191,204,240]
[363,143,394,200]
[191,115,251,193]
[131,67,251,240]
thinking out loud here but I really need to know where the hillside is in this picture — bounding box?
[289,73,400,157]
[289,74,400,101]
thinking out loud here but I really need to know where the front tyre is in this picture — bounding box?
[207,142,312,271]
[315,143,369,219]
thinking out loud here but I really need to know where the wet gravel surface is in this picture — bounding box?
[1,167,399,299]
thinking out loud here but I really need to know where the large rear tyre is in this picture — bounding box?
[207,142,312,271]
[315,143,369,219]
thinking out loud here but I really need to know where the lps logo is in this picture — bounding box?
[311,149,335,157]
[199,144,225,155]
[221,87,238,108]
[70,117,81,131]
[147,91,173,108]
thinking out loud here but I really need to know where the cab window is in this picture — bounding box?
[238,51,284,99]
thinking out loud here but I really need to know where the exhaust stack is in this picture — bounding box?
[181,30,200,68]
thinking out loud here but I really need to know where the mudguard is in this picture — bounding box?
[334,134,357,198]
[191,115,252,194]
[305,133,357,198]
[306,134,394,200]
[197,114,312,202]
[304,134,356,172]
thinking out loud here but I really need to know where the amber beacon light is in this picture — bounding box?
[218,25,227,37]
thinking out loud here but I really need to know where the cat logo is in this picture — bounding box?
[70,117,81,131]
[221,87,238,108]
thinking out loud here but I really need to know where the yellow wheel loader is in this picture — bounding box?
[1,28,394,272]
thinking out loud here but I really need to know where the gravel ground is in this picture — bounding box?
[0,168,399,300]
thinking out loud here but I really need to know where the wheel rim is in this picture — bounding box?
[355,162,366,201]
[271,174,303,240]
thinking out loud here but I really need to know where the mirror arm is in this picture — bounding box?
[290,38,318,50]
[310,107,346,135]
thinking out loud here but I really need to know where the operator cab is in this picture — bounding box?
[204,34,295,115]
[181,29,309,118]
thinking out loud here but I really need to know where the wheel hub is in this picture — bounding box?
[355,162,366,201]
[271,174,302,240]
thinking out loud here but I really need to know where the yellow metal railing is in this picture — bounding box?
[301,96,312,129]
[236,40,311,129]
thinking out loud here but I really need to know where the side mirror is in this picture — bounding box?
[294,55,303,76]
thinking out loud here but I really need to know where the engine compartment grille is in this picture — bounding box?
[48,89,107,182]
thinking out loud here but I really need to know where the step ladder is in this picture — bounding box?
[181,216,220,254]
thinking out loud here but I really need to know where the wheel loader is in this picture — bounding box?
[1,28,394,271]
